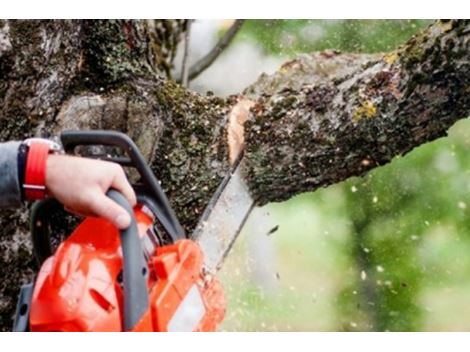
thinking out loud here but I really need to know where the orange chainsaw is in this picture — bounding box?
[12,130,255,332]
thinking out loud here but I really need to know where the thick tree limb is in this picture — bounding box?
[0,19,468,330]
[242,20,470,204]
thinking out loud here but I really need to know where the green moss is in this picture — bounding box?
[155,79,189,110]
[150,80,231,233]
[270,96,297,119]
[399,20,458,73]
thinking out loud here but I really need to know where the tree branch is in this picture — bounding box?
[184,19,245,82]
[180,19,193,87]
[0,19,469,330]
[241,20,470,205]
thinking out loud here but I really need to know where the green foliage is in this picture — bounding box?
[335,119,470,331]
[240,20,432,56]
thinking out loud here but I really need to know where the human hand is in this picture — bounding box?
[45,155,137,229]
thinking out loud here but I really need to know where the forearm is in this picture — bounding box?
[0,142,22,208]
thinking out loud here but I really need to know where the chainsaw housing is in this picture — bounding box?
[29,208,225,331]
[13,131,226,332]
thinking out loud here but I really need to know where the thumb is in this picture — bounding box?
[88,191,132,229]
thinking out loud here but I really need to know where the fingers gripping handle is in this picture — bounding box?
[60,130,186,242]
[106,189,149,331]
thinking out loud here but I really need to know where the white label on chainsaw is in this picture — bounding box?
[168,285,206,332]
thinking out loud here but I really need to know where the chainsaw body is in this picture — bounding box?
[29,207,224,332]
[13,131,225,332]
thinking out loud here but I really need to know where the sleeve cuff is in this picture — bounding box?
[0,141,23,208]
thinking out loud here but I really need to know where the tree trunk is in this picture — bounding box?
[0,19,468,330]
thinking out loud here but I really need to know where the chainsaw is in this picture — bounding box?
[11,130,256,332]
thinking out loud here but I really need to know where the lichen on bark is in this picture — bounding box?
[150,80,232,233]
[0,20,82,140]
[242,20,470,205]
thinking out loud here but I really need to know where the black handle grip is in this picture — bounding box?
[60,130,185,242]
[61,130,136,158]
[30,198,61,267]
[106,189,149,331]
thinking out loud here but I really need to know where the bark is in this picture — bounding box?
[0,19,468,330]
[242,20,470,204]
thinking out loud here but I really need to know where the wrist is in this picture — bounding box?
[22,138,63,201]
[44,154,62,197]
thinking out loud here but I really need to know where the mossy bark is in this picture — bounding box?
[0,20,229,329]
[0,19,469,330]
[243,20,470,205]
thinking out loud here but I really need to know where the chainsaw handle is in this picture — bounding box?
[60,130,185,242]
[106,189,149,331]
[30,198,61,266]
[30,190,149,331]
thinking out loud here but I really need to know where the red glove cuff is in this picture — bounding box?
[24,142,50,200]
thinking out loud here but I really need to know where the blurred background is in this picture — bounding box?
[176,20,470,331]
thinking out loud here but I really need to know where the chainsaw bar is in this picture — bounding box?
[192,156,254,273]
